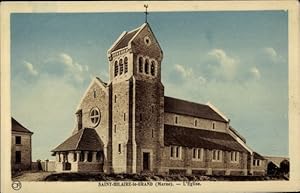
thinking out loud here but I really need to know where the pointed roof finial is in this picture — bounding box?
[144,4,149,23]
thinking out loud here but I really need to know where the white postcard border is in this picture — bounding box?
[1,1,299,193]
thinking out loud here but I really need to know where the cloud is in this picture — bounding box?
[59,53,73,67]
[208,49,238,81]
[59,53,88,73]
[12,74,84,160]
[166,63,207,88]
[24,61,38,76]
[263,47,277,58]
[56,52,89,83]
[262,47,282,63]
[174,64,193,79]
[13,52,92,160]
[250,66,261,80]
[174,64,207,83]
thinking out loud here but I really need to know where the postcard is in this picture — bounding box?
[1,1,299,193]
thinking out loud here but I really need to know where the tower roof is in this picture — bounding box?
[111,28,140,52]
[108,23,162,54]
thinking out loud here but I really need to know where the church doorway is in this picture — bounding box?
[143,152,150,171]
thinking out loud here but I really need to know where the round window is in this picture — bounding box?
[144,36,151,46]
[90,107,101,127]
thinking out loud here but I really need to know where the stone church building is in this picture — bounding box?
[52,23,266,176]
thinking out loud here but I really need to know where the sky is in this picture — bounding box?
[11,11,288,160]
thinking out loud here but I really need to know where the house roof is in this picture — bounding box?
[164,124,248,152]
[11,117,33,134]
[264,156,289,167]
[253,152,265,160]
[111,28,140,52]
[52,128,103,152]
[164,96,227,122]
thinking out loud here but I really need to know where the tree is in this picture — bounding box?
[279,159,289,174]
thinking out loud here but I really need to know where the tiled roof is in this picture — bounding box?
[164,124,248,152]
[264,156,289,167]
[52,128,103,152]
[11,118,33,134]
[111,28,140,52]
[164,96,227,122]
[253,152,265,160]
[229,126,246,143]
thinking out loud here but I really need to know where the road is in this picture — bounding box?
[13,172,54,181]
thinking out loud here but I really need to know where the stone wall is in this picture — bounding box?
[108,24,164,174]
[79,80,109,144]
[131,24,163,81]
[32,160,56,172]
[111,81,130,173]
[78,80,109,171]
[131,25,164,174]
[252,159,267,176]
[78,162,102,172]
[54,151,103,173]
[160,146,248,176]
[109,49,134,83]
[11,132,32,171]
[134,79,164,173]
[164,113,228,132]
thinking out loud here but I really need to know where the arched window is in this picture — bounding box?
[87,152,93,162]
[217,150,221,160]
[114,61,118,77]
[119,59,123,75]
[150,60,155,76]
[138,56,143,73]
[118,144,122,153]
[79,151,84,162]
[124,57,128,73]
[145,59,149,74]
[93,90,96,98]
[212,150,216,160]
[197,149,202,159]
[73,152,77,162]
[96,152,101,161]
[193,149,197,159]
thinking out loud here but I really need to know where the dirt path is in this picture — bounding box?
[13,172,54,181]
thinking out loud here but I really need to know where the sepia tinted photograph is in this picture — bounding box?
[1,1,299,193]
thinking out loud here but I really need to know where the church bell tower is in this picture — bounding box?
[107,19,164,173]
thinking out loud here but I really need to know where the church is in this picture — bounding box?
[52,22,266,176]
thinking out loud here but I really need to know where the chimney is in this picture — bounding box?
[76,109,82,130]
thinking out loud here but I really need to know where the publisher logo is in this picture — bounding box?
[12,180,22,191]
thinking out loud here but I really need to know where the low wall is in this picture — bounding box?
[78,162,103,172]
[32,160,56,172]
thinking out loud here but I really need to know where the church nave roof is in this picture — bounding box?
[164,124,248,153]
[164,96,228,123]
